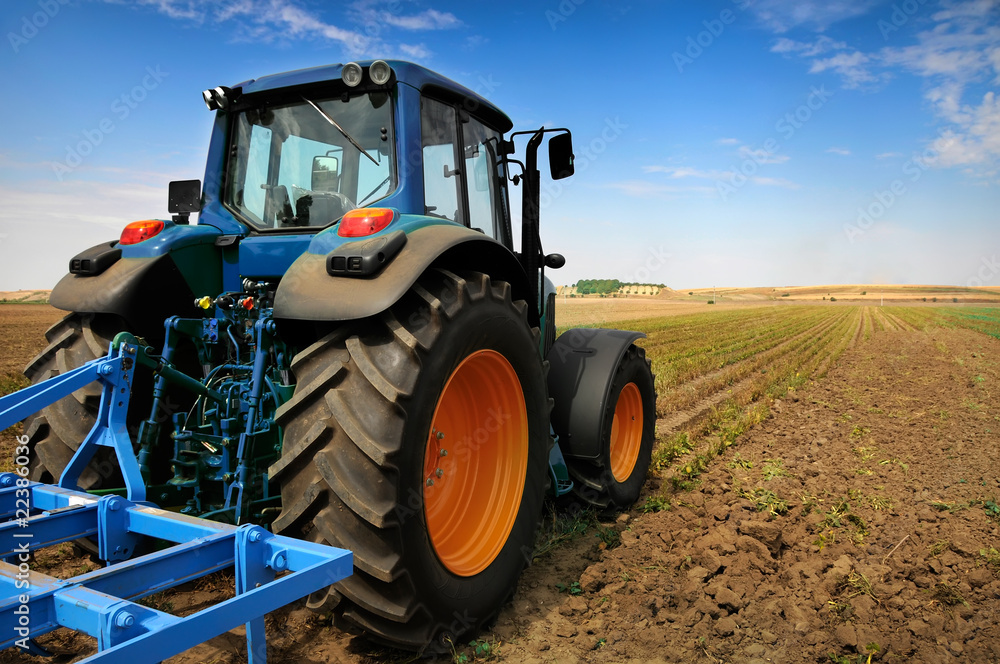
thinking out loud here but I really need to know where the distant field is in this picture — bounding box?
[0,290,51,303]
[553,297,775,328]
[557,283,1000,305]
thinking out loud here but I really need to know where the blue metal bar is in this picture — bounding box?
[0,357,106,432]
[59,342,145,503]
[0,503,98,554]
[0,482,352,662]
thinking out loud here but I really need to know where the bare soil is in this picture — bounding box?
[4,309,1000,663]
[492,327,1000,663]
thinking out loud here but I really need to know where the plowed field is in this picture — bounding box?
[3,303,1000,663]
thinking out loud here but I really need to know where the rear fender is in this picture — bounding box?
[49,223,223,339]
[273,223,535,325]
[546,328,646,460]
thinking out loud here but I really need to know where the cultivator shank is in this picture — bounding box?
[0,336,351,662]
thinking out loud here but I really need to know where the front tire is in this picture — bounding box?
[271,269,550,651]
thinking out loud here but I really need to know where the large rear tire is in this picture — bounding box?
[271,269,550,652]
[567,344,655,509]
[22,313,128,488]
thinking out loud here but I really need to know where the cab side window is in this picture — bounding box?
[463,118,503,241]
[420,97,463,224]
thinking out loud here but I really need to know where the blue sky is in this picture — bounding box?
[1,0,997,290]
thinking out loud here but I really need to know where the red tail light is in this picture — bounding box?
[120,220,165,245]
[338,208,394,237]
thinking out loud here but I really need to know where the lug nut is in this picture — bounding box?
[435,468,443,478]
[426,478,434,487]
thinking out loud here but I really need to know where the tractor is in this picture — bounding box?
[22,60,656,652]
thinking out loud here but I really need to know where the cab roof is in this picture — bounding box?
[232,60,513,134]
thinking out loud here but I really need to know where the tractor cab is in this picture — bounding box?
[195,61,516,250]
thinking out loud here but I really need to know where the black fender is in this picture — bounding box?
[545,328,647,460]
[273,224,537,326]
[50,251,222,341]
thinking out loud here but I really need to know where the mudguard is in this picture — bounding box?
[273,223,536,325]
[49,223,223,338]
[546,328,647,460]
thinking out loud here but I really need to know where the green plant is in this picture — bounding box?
[740,488,789,516]
[595,524,621,549]
[642,495,670,513]
[868,495,893,511]
[932,582,968,607]
[449,636,501,664]
[727,452,753,470]
[979,547,1000,570]
[651,432,693,472]
[761,458,790,481]
[841,570,877,602]
[556,581,582,595]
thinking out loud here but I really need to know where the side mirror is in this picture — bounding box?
[548,133,574,180]
[312,156,340,191]
[168,179,201,224]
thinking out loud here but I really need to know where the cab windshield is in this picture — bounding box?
[225,91,395,230]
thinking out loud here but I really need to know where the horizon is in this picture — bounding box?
[1,1,998,291]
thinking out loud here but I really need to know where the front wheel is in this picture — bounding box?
[271,269,550,651]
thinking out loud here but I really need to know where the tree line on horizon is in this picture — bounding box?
[573,279,667,295]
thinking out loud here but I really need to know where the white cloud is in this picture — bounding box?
[827,147,852,155]
[103,0,460,58]
[738,145,790,164]
[880,1,1000,174]
[716,137,741,146]
[875,152,903,159]
[381,9,461,31]
[809,50,885,88]
[749,176,800,188]
[770,0,1000,179]
[605,180,715,198]
[771,35,846,57]
[399,43,431,60]
[0,176,173,289]
[643,165,731,179]
[748,0,883,33]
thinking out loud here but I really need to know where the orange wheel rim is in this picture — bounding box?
[423,350,528,577]
[609,382,643,483]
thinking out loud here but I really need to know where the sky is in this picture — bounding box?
[0,0,998,291]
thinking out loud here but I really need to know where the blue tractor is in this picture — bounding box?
[23,60,656,652]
